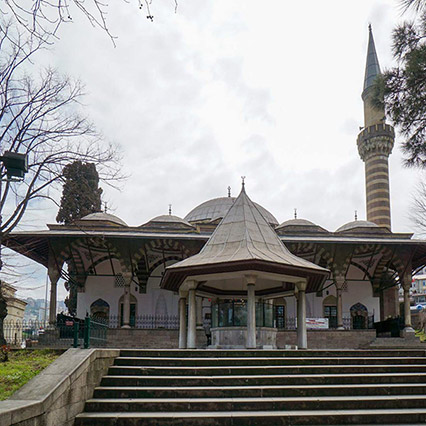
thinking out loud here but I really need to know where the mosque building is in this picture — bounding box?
[4,27,426,349]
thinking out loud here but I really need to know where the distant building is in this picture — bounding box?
[412,274,426,294]
[24,298,66,322]
[2,283,27,345]
[3,283,27,322]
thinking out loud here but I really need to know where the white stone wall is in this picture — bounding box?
[76,259,179,319]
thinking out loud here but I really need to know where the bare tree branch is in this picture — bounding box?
[0,0,171,44]
[0,21,124,240]
[410,178,426,236]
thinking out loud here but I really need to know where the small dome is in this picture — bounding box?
[278,218,316,228]
[146,214,193,227]
[185,197,278,226]
[140,214,194,230]
[80,212,127,227]
[276,218,329,234]
[336,220,379,233]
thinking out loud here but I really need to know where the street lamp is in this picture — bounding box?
[0,151,28,345]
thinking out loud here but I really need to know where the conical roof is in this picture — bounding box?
[161,186,329,292]
[363,25,381,94]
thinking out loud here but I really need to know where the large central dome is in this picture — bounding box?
[185,196,278,226]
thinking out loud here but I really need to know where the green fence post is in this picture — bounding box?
[73,321,79,348]
[84,316,91,349]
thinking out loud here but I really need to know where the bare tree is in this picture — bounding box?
[0,21,122,343]
[0,0,178,43]
[411,179,426,237]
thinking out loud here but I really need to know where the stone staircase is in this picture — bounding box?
[75,349,426,425]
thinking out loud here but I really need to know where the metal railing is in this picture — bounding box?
[0,315,108,348]
[108,314,179,329]
[1,319,71,347]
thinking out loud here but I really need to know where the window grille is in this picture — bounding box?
[114,274,126,287]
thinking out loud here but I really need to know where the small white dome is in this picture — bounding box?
[336,220,379,233]
[145,214,193,227]
[80,212,127,227]
[277,218,316,228]
[276,218,329,233]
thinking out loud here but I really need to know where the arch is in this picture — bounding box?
[350,302,368,313]
[148,256,183,276]
[90,298,110,320]
[323,295,337,306]
[350,302,368,329]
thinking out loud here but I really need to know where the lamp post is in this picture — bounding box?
[0,151,28,345]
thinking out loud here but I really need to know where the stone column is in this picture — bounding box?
[296,281,307,349]
[187,282,197,349]
[402,273,414,333]
[246,275,257,349]
[335,277,345,330]
[47,253,63,326]
[196,296,203,329]
[48,276,59,325]
[121,272,132,329]
[48,264,61,325]
[178,295,187,349]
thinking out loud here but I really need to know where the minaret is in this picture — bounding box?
[357,25,395,230]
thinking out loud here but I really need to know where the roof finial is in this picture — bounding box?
[168,204,172,215]
[227,186,231,197]
[368,22,372,32]
[241,176,246,189]
[294,208,297,219]
[355,210,358,221]
[104,202,108,213]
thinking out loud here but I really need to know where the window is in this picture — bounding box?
[324,305,337,328]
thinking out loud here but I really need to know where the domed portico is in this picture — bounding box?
[161,183,329,349]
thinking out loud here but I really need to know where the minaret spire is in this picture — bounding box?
[357,25,395,230]
[361,24,384,126]
[363,25,381,93]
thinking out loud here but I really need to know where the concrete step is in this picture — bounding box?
[93,383,426,399]
[113,355,426,366]
[100,372,426,387]
[74,408,426,425]
[78,350,426,425]
[119,349,426,358]
[83,395,426,412]
[107,364,426,376]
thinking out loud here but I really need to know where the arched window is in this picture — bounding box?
[323,295,337,329]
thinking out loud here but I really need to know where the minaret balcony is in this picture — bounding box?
[357,123,395,161]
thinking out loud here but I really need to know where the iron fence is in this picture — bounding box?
[1,319,72,347]
[87,316,108,347]
[108,314,179,329]
[0,316,109,348]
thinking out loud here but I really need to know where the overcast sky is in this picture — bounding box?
[4,0,424,300]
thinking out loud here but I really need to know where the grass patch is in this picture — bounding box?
[0,349,61,400]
